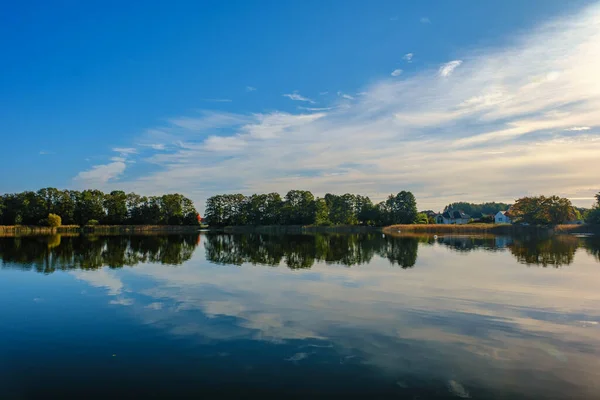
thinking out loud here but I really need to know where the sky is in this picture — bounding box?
[2,0,599,211]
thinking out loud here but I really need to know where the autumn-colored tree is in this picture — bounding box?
[47,213,62,227]
[509,195,576,225]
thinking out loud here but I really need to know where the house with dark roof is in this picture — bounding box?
[434,209,471,225]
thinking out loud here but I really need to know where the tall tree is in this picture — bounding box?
[383,191,418,224]
[74,190,106,225]
[282,190,315,225]
[104,190,128,224]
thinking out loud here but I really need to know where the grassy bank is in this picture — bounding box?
[222,225,381,234]
[0,225,201,237]
[383,224,598,235]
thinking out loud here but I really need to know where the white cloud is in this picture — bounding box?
[403,53,413,62]
[391,69,403,77]
[566,126,591,131]
[438,60,463,77]
[74,161,126,185]
[82,3,600,210]
[148,143,166,150]
[246,86,257,92]
[420,17,431,24]
[39,150,53,155]
[112,147,137,155]
[283,91,315,103]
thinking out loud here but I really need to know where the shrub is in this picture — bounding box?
[87,219,99,226]
[415,213,429,224]
[48,213,62,227]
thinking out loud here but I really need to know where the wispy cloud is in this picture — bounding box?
[438,60,463,77]
[337,91,355,100]
[390,16,399,21]
[39,150,53,155]
[200,98,232,103]
[298,106,336,111]
[420,17,431,24]
[403,53,413,62]
[75,4,600,210]
[391,69,403,77]
[283,91,315,103]
[112,147,137,155]
[319,91,329,96]
[566,126,591,131]
[246,86,257,92]
[169,111,252,131]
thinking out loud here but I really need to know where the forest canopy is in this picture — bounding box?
[204,190,418,227]
[0,188,199,226]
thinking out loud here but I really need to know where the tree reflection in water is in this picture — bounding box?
[0,234,200,273]
[205,233,421,269]
[508,235,579,268]
[1,232,598,272]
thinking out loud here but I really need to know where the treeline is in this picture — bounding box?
[204,190,418,227]
[0,188,199,226]
[443,202,511,217]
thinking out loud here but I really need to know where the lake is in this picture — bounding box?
[1,232,599,399]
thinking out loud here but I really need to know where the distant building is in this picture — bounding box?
[494,211,512,224]
[435,210,471,225]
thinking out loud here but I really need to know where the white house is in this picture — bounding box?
[495,211,512,224]
[435,210,471,225]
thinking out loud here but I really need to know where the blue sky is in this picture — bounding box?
[2,0,599,210]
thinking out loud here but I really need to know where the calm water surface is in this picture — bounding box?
[1,233,599,399]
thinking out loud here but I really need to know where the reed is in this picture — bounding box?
[0,225,201,237]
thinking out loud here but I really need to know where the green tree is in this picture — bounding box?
[104,190,128,224]
[56,190,76,224]
[382,191,418,224]
[182,196,200,225]
[584,192,600,224]
[325,193,359,225]
[282,190,315,225]
[126,193,146,224]
[74,190,106,225]
[313,198,330,225]
[161,194,185,225]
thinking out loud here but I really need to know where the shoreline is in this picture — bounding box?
[0,225,202,237]
[221,225,382,234]
[382,224,599,235]
[2,223,597,237]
